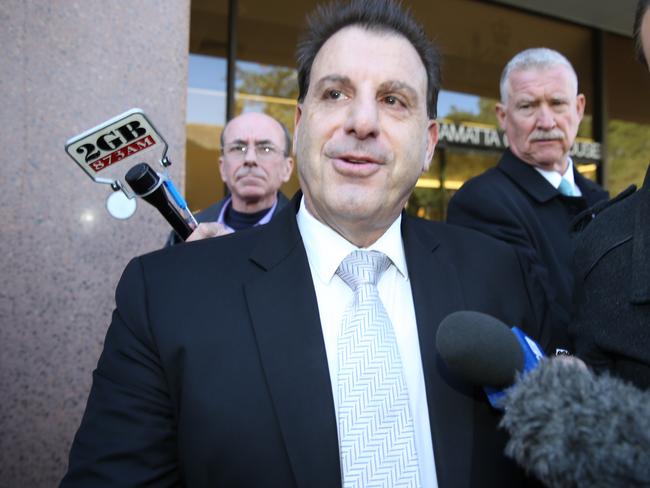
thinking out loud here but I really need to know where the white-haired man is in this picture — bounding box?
[447,48,608,352]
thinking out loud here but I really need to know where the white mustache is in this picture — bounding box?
[529,129,565,142]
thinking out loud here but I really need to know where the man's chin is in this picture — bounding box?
[238,193,265,204]
[525,148,568,172]
[235,185,267,198]
[233,188,274,205]
[533,158,569,173]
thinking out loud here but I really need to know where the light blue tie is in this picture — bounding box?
[558,178,574,196]
[336,250,421,488]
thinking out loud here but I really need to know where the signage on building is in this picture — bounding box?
[438,121,601,162]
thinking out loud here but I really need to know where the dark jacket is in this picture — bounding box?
[62,193,550,487]
[165,192,289,246]
[571,165,650,390]
[447,149,608,352]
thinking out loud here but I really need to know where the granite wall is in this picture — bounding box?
[0,1,190,485]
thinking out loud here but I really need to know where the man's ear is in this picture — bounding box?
[293,105,303,156]
[281,157,294,183]
[423,119,439,172]
[575,93,586,121]
[496,103,507,131]
[218,156,226,183]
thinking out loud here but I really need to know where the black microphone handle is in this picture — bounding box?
[141,188,193,240]
[125,163,193,241]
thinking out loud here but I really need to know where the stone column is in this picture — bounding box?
[0,1,190,485]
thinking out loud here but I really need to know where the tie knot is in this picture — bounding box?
[336,250,391,291]
[558,177,574,196]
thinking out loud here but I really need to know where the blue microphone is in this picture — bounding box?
[436,311,544,409]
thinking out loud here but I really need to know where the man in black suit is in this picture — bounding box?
[571,170,650,390]
[165,112,293,246]
[447,48,608,352]
[570,0,650,391]
[62,2,551,486]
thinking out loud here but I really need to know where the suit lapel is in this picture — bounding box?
[244,196,341,488]
[499,149,607,207]
[574,167,608,206]
[402,217,474,488]
[243,202,482,487]
[631,183,650,304]
[498,149,557,203]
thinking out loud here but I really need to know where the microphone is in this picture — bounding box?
[436,311,650,486]
[125,162,194,240]
[436,310,544,407]
[500,358,650,487]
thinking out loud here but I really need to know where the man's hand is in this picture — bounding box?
[186,222,233,242]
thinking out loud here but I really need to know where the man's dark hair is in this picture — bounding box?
[634,0,650,67]
[220,115,292,157]
[296,0,441,118]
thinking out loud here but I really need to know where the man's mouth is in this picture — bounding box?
[236,170,265,181]
[329,153,384,177]
[338,155,380,164]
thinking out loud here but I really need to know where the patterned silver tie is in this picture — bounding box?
[336,250,421,488]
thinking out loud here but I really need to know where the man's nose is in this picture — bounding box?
[243,145,258,165]
[343,94,380,139]
[536,104,557,130]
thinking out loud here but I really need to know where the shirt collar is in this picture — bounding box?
[216,195,279,232]
[534,157,581,196]
[296,196,408,284]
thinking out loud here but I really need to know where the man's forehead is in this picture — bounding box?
[310,25,427,92]
[508,65,575,94]
[224,114,284,143]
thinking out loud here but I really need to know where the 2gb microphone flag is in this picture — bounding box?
[65,108,169,199]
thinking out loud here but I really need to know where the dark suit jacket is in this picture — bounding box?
[571,165,650,390]
[165,192,289,247]
[62,194,550,487]
[447,149,608,352]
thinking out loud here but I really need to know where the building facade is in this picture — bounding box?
[0,0,647,485]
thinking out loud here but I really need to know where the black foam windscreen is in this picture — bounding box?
[436,310,524,388]
[125,162,159,195]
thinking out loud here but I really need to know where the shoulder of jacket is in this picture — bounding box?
[571,184,637,232]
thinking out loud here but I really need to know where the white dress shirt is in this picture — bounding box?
[296,197,437,488]
[535,157,583,196]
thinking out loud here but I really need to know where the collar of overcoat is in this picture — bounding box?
[631,165,650,304]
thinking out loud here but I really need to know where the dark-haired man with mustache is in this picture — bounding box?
[166,111,293,245]
[448,48,608,352]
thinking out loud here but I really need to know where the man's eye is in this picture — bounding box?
[384,95,399,105]
[327,89,343,100]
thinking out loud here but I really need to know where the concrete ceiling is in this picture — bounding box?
[487,0,638,37]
